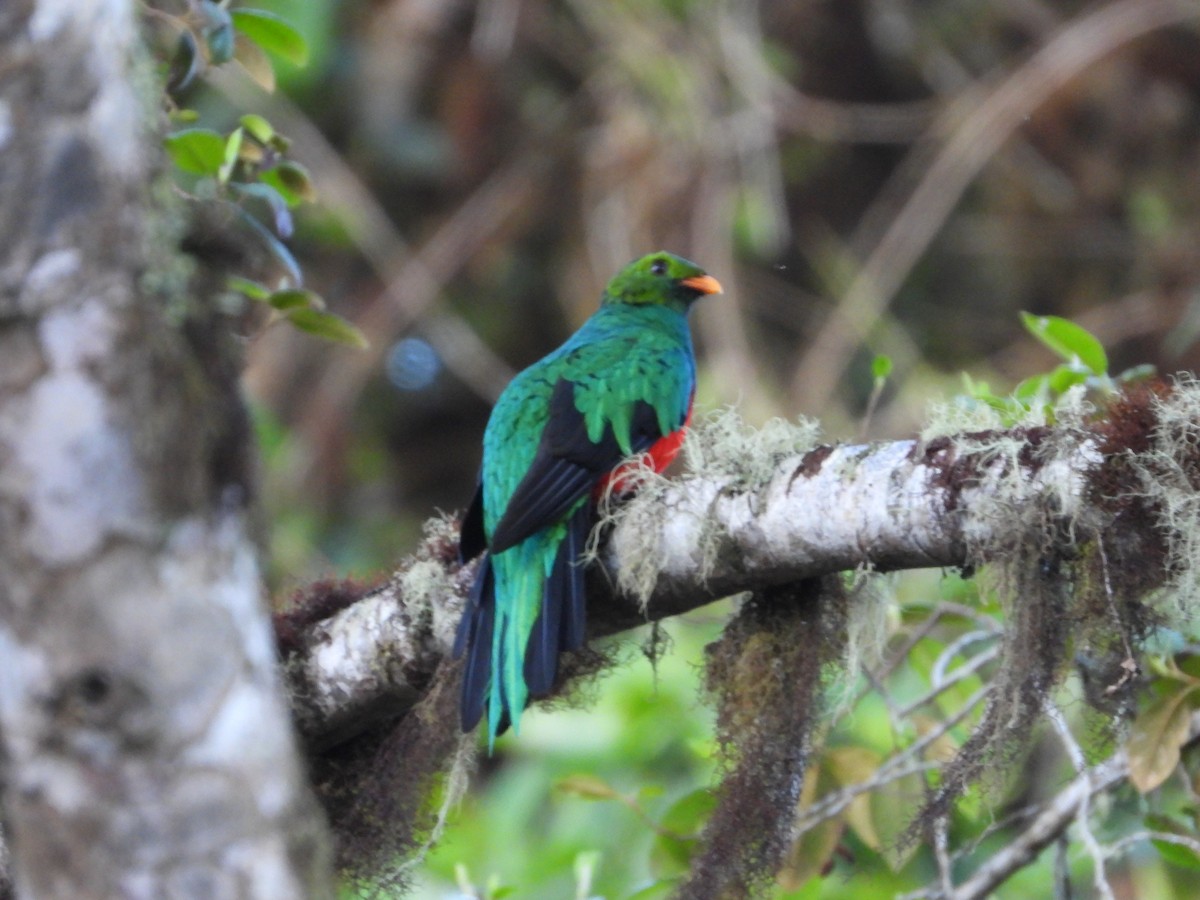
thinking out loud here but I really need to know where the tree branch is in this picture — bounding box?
[286,420,1116,749]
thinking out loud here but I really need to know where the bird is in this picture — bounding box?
[454,251,722,748]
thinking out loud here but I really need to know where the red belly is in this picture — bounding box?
[593,405,693,498]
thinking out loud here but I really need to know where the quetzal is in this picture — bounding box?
[455,251,722,747]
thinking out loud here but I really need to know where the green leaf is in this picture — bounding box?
[239,113,274,144]
[1146,814,1200,870]
[268,289,320,312]
[1021,312,1108,376]
[1047,364,1089,394]
[231,9,309,66]
[871,354,893,380]
[227,276,270,301]
[286,308,369,349]
[650,790,715,878]
[1013,373,1049,402]
[219,127,243,184]
[164,128,226,176]
[261,161,316,205]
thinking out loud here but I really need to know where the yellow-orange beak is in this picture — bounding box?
[679,274,723,295]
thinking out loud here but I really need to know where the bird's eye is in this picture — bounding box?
[650,259,667,275]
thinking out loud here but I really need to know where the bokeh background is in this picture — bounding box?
[197,1,1200,896]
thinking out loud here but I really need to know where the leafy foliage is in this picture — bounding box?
[148,0,364,348]
[963,314,1153,424]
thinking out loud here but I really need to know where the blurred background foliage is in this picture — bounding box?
[167,0,1200,896]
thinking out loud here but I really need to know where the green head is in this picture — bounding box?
[602,251,723,311]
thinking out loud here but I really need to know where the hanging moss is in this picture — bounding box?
[681,577,847,899]
[314,655,472,896]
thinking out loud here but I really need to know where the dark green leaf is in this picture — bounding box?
[1021,312,1108,376]
[231,9,309,66]
[261,161,315,205]
[1146,814,1200,870]
[286,308,369,349]
[649,789,715,877]
[164,128,226,176]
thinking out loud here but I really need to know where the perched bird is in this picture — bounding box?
[455,251,722,747]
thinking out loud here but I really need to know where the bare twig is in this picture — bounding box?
[792,685,991,838]
[948,753,1127,900]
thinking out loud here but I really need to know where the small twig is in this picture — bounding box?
[896,645,1000,721]
[1045,699,1114,900]
[792,759,942,838]
[948,755,1127,900]
[934,814,955,898]
[931,630,999,686]
[1108,829,1200,857]
[793,685,991,837]
[1053,834,1071,900]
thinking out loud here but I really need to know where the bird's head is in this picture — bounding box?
[603,252,723,311]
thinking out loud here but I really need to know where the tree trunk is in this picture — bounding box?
[0,2,332,896]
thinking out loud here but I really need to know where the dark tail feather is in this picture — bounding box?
[457,556,495,732]
[561,503,591,652]
[524,503,592,697]
[524,556,564,697]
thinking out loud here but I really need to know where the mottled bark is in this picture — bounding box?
[0,2,331,897]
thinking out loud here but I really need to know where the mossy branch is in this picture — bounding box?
[283,383,1190,751]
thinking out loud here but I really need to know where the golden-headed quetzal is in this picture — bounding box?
[455,251,722,748]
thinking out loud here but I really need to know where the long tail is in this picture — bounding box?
[524,502,591,694]
[454,502,592,748]
[454,555,496,733]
